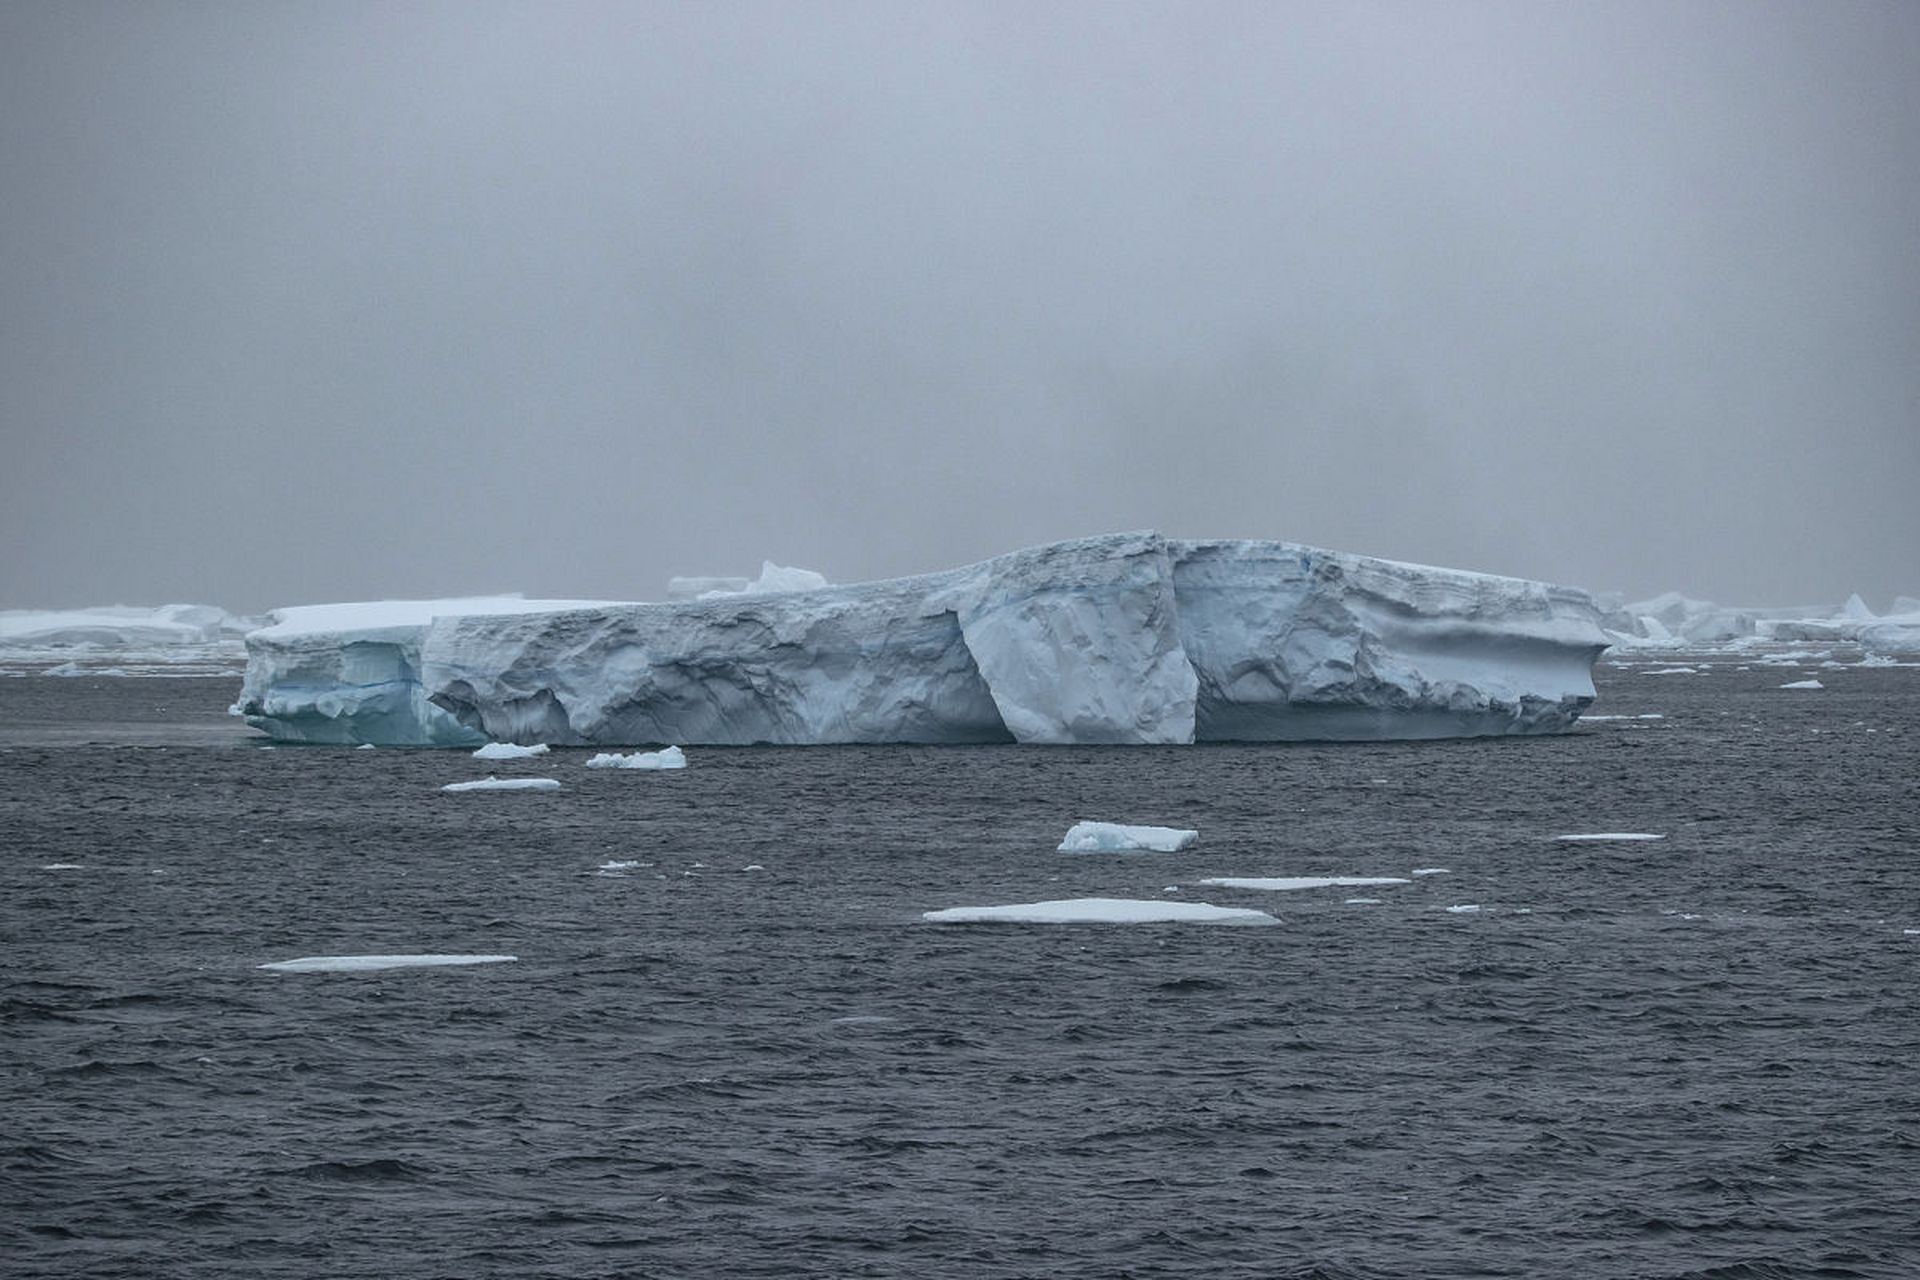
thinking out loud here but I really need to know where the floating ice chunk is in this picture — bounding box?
[1779,679,1824,690]
[1058,821,1197,853]
[258,954,518,973]
[597,860,644,871]
[440,776,561,793]
[472,742,550,759]
[1554,832,1665,842]
[584,746,686,770]
[355,743,376,750]
[1580,714,1665,722]
[1410,867,1450,876]
[40,863,84,870]
[922,897,1277,926]
[1444,904,1484,914]
[1643,667,1698,676]
[1345,898,1383,905]
[1197,875,1411,892]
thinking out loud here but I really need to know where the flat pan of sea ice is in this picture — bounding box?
[1057,821,1198,853]
[922,897,1276,926]
[440,776,561,793]
[584,747,686,770]
[1196,875,1412,892]
[472,742,550,759]
[258,954,518,973]
[1553,832,1665,842]
[1779,679,1824,690]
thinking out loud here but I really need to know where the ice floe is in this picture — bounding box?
[584,746,687,770]
[472,742,550,759]
[1779,679,1824,690]
[922,897,1277,926]
[1057,821,1198,853]
[258,954,518,973]
[440,776,561,793]
[1642,667,1698,676]
[1410,867,1450,876]
[1196,875,1411,892]
[1554,832,1665,842]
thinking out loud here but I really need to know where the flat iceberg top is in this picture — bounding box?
[1058,821,1198,853]
[922,897,1278,926]
[258,954,518,973]
[440,776,561,793]
[251,596,631,641]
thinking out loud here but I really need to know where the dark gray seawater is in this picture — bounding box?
[2,659,1916,1279]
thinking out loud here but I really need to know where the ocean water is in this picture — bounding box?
[2,661,1916,1279]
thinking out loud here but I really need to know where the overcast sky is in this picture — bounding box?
[3,1,1915,613]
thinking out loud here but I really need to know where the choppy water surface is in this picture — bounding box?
[3,662,1916,1278]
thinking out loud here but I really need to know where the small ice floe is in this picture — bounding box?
[1580,714,1665,722]
[40,863,84,870]
[440,776,561,793]
[922,897,1277,926]
[742,864,765,872]
[597,859,645,872]
[258,954,517,973]
[1345,898,1384,905]
[584,746,686,770]
[1197,875,1410,892]
[1444,904,1484,914]
[472,742,550,760]
[1057,821,1198,853]
[1554,832,1665,842]
[1779,679,1824,690]
[1643,667,1698,676]
[1904,929,1919,936]
[355,743,376,750]
[1410,867,1450,876]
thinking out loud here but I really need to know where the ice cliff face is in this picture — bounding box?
[238,533,1608,746]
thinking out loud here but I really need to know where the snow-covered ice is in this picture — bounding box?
[1197,875,1412,892]
[1058,821,1198,853]
[258,954,518,973]
[1554,832,1665,842]
[1779,679,1825,690]
[240,533,1609,746]
[1410,867,1450,876]
[921,897,1278,926]
[584,746,687,770]
[440,776,561,793]
[472,742,550,759]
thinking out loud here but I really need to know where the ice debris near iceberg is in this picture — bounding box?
[1058,821,1198,853]
[922,898,1278,926]
[1600,590,1920,652]
[584,746,687,770]
[237,533,1608,747]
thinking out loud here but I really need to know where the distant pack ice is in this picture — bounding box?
[235,533,1609,746]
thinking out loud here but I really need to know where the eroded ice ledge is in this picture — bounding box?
[236,533,1608,746]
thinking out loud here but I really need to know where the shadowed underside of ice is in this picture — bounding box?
[922,898,1279,926]
[238,533,1607,746]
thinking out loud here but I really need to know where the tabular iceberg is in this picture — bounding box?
[236,533,1608,746]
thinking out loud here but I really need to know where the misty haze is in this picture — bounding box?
[2,3,1915,614]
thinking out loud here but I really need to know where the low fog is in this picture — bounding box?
[3,2,1915,613]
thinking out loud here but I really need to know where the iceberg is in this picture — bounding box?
[238,533,1609,746]
[237,596,628,745]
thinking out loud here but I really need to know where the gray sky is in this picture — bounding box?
[3,1,1916,613]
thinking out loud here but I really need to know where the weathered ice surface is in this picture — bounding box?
[238,533,1608,745]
